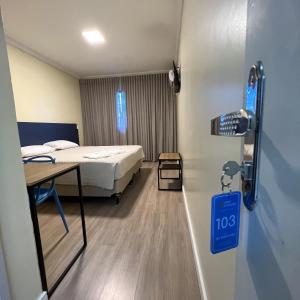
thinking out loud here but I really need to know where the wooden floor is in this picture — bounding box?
[39,162,200,300]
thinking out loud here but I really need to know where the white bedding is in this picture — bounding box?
[48,145,144,190]
[83,149,126,159]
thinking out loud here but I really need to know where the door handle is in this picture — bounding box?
[211,109,255,136]
[210,61,265,210]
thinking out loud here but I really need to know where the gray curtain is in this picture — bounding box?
[80,73,177,161]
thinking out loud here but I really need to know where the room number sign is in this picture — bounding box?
[210,191,241,254]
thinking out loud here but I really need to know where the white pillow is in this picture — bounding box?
[21,145,55,158]
[44,140,79,150]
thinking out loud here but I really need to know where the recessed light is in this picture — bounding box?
[82,30,105,45]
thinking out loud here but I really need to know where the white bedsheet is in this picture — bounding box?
[83,149,126,159]
[48,145,144,190]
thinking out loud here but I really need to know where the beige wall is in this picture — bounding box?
[0,17,42,300]
[7,45,84,144]
[177,0,247,299]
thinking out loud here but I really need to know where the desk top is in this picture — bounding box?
[24,163,79,187]
[158,152,181,161]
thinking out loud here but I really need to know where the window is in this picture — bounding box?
[116,90,127,133]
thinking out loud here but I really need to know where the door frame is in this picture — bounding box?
[0,240,11,300]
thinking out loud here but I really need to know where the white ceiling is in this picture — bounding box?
[0,0,182,78]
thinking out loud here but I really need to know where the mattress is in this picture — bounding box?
[48,145,144,190]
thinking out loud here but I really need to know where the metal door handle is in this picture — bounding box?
[211,109,255,137]
[210,61,265,210]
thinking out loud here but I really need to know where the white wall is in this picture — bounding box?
[0,16,43,300]
[177,0,247,299]
[7,45,84,144]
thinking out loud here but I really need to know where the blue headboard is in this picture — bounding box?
[17,122,79,147]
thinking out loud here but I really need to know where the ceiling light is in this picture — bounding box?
[82,30,105,45]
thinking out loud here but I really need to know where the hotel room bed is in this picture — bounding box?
[50,145,144,199]
[18,122,144,203]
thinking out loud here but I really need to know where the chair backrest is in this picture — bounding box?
[23,155,56,196]
[23,155,56,164]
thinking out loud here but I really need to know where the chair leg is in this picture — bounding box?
[53,190,69,233]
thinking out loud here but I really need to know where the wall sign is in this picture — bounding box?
[210,192,241,254]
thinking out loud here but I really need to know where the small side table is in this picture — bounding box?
[158,152,182,191]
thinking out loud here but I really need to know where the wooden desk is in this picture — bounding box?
[25,163,79,186]
[24,163,87,297]
[158,152,182,190]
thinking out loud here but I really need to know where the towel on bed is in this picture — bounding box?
[83,149,126,159]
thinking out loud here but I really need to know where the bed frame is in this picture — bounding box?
[17,122,141,204]
[55,159,142,204]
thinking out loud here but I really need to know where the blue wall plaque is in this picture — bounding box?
[210,192,241,254]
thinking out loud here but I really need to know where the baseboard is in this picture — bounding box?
[36,291,48,300]
[182,185,208,300]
